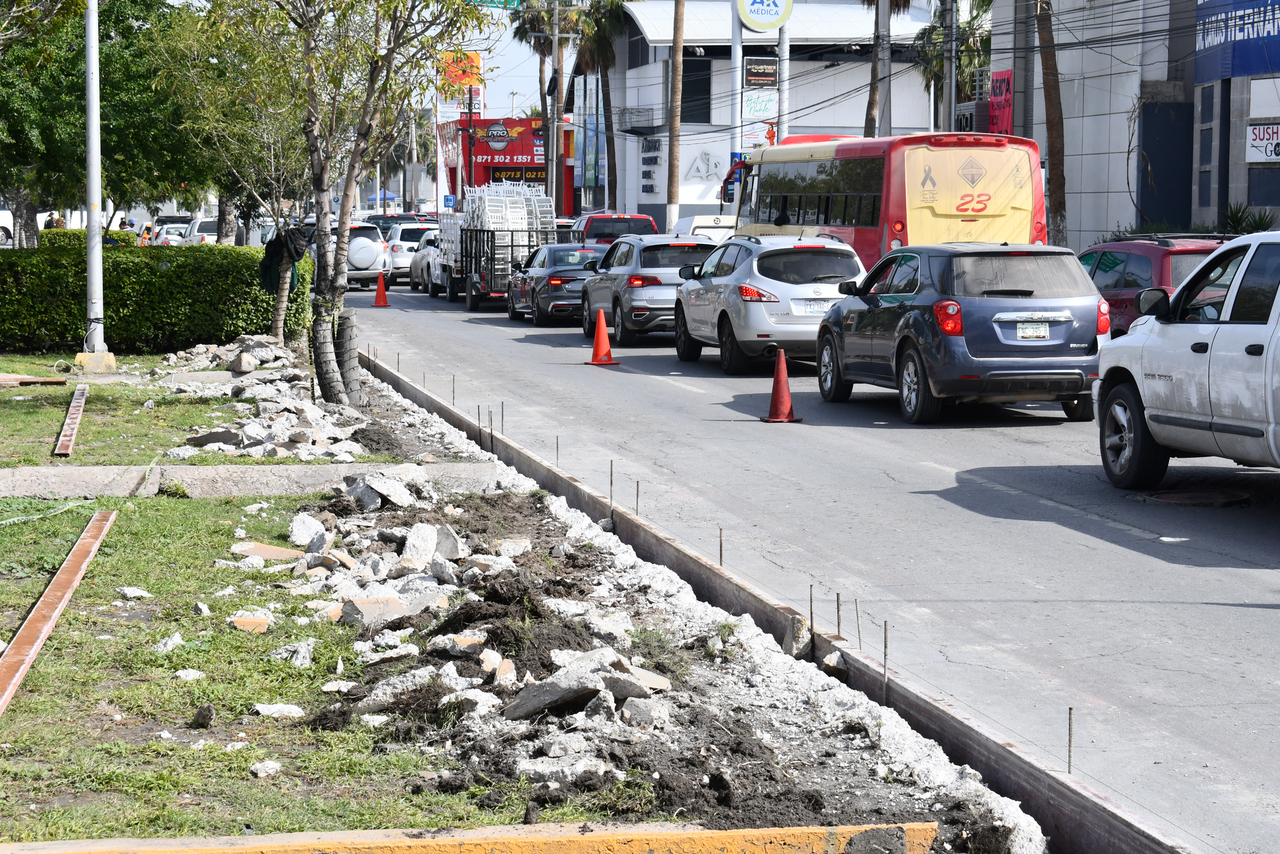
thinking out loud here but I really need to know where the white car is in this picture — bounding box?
[1095,232,1280,489]
[181,218,220,245]
[387,223,437,287]
[408,230,445,295]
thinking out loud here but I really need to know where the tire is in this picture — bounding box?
[897,346,941,424]
[465,283,480,312]
[446,278,458,303]
[1062,397,1094,422]
[717,316,751,376]
[428,275,440,298]
[613,302,638,346]
[0,227,11,248]
[675,307,702,362]
[1099,383,1169,489]
[507,290,523,321]
[409,271,420,292]
[582,297,596,338]
[533,290,552,327]
[818,334,852,403]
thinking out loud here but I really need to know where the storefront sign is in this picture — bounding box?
[744,57,778,88]
[737,0,792,33]
[743,88,778,146]
[1196,0,1280,84]
[1247,123,1280,161]
[988,70,1013,135]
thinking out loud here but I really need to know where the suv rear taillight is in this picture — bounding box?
[738,284,779,302]
[1097,298,1111,335]
[627,275,661,288]
[933,300,963,336]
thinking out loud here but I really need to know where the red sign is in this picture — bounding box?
[989,70,1014,135]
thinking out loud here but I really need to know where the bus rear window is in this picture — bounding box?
[948,254,1099,298]
[642,244,714,268]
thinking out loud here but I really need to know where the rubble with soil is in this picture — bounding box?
[174,458,1044,853]
[157,335,297,375]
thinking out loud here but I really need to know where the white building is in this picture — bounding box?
[607,0,934,228]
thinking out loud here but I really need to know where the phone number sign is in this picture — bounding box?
[1247,124,1280,162]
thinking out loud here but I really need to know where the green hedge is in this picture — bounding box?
[39,228,140,248]
[0,246,312,353]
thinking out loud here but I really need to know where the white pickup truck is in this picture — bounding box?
[1094,232,1280,489]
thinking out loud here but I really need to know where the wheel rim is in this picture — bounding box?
[819,341,834,392]
[1104,399,1135,474]
[719,324,731,367]
[614,305,622,335]
[901,357,920,414]
[677,314,687,348]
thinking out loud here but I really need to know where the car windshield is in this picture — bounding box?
[949,253,1099,298]
[549,247,603,266]
[757,250,860,284]
[641,244,714,269]
[587,218,657,239]
[1170,252,1212,288]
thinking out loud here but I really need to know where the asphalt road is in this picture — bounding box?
[351,286,1279,854]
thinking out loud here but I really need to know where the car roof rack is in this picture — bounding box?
[1110,232,1239,247]
[728,233,762,244]
[814,233,847,244]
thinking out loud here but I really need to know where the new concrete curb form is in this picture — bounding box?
[360,352,1196,854]
[0,822,938,854]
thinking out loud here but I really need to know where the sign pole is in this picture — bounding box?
[877,0,891,136]
[79,0,113,372]
[777,22,789,140]
[731,0,742,174]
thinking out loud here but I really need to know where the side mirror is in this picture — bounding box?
[512,262,523,273]
[679,264,697,280]
[838,278,858,295]
[583,259,598,273]
[1136,288,1170,318]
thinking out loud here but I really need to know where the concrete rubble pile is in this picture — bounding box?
[157,335,296,375]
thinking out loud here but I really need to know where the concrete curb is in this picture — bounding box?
[0,822,938,854]
[360,353,1197,854]
[0,462,501,500]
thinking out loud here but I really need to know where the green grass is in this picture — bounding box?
[0,352,165,378]
[0,497,649,840]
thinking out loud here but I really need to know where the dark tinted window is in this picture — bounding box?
[197,221,218,234]
[756,157,883,228]
[612,243,635,267]
[1123,253,1153,290]
[1092,251,1126,290]
[587,217,657,239]
[549,247,602,266]
[397,227,431,244]
[1077,251,1098,273]
[950,253,1100,298]
[1199,128,1213,166]
[868,259,900,294]
[682,59,711,124]
[887,254,921,294]
[1201,84,1214,123]
[1230,243,1280,322]
[641,244,714,269]
[1175,246,1247,322]
[758,250,860,284]
[714,246,743,277]
[698,247,727,277]
[348,226,382,242]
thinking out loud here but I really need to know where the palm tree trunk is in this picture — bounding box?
[667,0,685,228]
[602,64,618,209]
[538,55,548,125]
[216,190,237,244]
[1036,1,1067,246]
[863,6,880,137]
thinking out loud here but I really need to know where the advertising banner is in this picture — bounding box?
[744,57,779,88]
[737,0,792,32]
[1247,123,1280,160]
[988,70,1014,135]
[1196,0,1280,84]
[743,88,778,146]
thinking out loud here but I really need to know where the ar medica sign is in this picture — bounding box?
[1196,0,1280,83]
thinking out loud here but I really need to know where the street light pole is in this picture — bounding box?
[81,0,110,368]
[877,0,891,135]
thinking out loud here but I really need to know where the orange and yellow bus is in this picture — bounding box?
[732,133,1047,268]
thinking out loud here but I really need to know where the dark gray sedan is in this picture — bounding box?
[817,244,1108,424]
[507,244,606,325]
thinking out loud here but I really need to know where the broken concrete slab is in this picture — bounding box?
[435,525,470,560]
[355,666,439,713]
[399,523,438,569]
[151,632,183,654]
[620,697,670,730]
[356,644,419,666]
[339,597,408,630]
[426,632,487,657]
[288,514,325,548]
[441,688,503,718]
[253,703,305,719]
[116,587,152,600]
[268,638,316,668]
[231,542,304,562]
[502,669,606,721]
[516,755,613,786]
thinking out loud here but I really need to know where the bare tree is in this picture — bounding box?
[1036,0,1066,245]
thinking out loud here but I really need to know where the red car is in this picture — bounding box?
[1077,235,1232,335]
[572,213,658,245]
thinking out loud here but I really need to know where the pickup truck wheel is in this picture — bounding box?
[675,307,702,362]
[533,290,552,327]
[897,346,941,424]
[428,274,440,298]
[612,302,638,346]
[1062,397,1094,422]
[818,333,852,402]
[717,317,751,375]
[1100,383,1169,489]
[446,278,458,303]
[582,299,596,338]
[465,284,480,312]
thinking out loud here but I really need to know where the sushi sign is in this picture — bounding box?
[1247,124,1280,161]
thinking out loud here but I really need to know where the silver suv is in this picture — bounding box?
[675,234,865,373]
[309,223,389,289]
[581,234,718,345]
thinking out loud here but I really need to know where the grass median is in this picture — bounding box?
[0,496,624,842]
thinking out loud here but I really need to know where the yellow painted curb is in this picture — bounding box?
[0,822,938,854]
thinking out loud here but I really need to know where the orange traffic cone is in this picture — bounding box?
[761,349,802,423]
[372,271,390,307]
[585,308,620,366]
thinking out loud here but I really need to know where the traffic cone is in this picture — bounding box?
[584,308,620,366]
[372,271,390,307]
[761,349,802,423]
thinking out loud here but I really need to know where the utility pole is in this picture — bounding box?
[550,0,561,215]
[877,0,891,135]
[777,22,790,139]
[666,0,685,230]
[408,109,418,213]
[467,85,475,200]
[730,1,742,171]
[943,0,956,132]
[81,0,110,369]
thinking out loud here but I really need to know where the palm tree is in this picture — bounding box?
[859,0,913,137]
[511,2,553,133]
[911,0,992,123]
[578,0,627,207]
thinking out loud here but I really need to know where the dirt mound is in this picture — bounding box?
[350,423,410,457]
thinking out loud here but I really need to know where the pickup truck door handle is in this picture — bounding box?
[1190,342,1209,353]
[1246,343,1265,356]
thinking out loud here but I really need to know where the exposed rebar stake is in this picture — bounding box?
[719,528,724,566]
[501,401,505,434]
[488,408,493,450]
[609,460,614,516]
[635,481,640,515]
[452,374,456,406]
[855,599,862,650]
[836,592,842,637]
[882,621,889,706]
[556,436,560,467]
[1068,707,1075,774]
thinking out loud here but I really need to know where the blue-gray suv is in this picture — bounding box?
[817,244,1109,424]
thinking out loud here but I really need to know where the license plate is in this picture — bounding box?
[804,300,829,315]
[1017,322,1050,339]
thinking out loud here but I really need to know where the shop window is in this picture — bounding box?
[1199,171,1212,208]
[1248,168,1280,206]
[1200,128,1213,167]
[1201,85,1214,124]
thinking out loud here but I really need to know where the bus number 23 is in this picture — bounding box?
[956,194,990,213]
